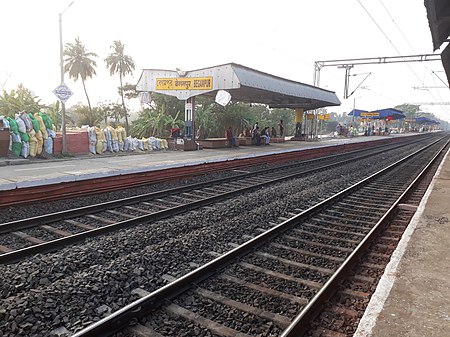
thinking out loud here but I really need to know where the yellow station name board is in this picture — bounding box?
[318,114,331,120]
[361,112,379,117]
[156,77,213,90]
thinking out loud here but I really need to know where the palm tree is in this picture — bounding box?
[64,37,98,115]
[105,40,135,133]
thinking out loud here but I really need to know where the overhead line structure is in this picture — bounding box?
[408,102,450,105]
[313,54,442,97]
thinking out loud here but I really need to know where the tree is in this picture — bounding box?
[97,101,124,125]
[64,37,98,117]
[394,104,420,120]
[105,40,135,134]
[0,84,42,117]
[130,93,184,138]
[71,103,103,127]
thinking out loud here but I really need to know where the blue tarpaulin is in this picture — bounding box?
[415,117,440,125]
[348,108,406,120]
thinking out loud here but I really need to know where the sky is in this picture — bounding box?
[1,0,449,122]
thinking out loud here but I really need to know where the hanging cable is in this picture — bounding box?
[357,0,425,86]
[378,0,449,116]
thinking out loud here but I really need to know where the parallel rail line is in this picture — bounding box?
[0,135,428,207]
[0,138,429,264]
[69,136,449,336]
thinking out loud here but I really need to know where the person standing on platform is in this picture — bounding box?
[225,126,237,147]
[278,120,284,137]
[271,126,277,137]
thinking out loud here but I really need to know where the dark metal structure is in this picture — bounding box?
[424,0,450,84]
[313,54,442,98]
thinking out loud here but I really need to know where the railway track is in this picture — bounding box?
[0,136,431,264]
[304,143,446,336]
[67,136,449,337]
[0,135,425,207]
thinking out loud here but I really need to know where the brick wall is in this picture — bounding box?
[53,130,89,155]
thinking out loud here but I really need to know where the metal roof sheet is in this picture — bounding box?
[136,63,340,110]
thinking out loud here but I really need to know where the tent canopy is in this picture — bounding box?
[415,116,440,124]
[348,108,406,120]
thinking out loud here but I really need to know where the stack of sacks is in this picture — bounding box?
[133,137,141,151]
[87,126,97,154]
[142,137,150,151]
[30,113,44,156]
[15,113,29,158]
[1,117,12,152]
[103,126,112,152]
[95,127,106,154]
[28,128,38,157]
[19,111,36,158]
[148,137,160,150]
[39,112,55,154]
[126,136,136,151]
[116,125,127,151]
[6,117,22,157]
[105,125,119,152]
[159,138,168,149]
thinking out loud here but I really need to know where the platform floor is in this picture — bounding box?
[355,145,450,336]
[0,134,403,191]
[1,133,449,336]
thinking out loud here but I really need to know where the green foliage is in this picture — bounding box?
[263,108,295,136]
[150,93,185,119]
[105,41,135,78]
[97,102,125,125]
[130,93,185,138]
[70,103,103,127]
[105,40,135,133]
[64,37,98,82]
[64,37,98,114]
[41,101,62,129]
[194,99,296,137]
[0,84,42,117]
[195,96,218,138]
[394,104,420,119]
[122,83,138,100]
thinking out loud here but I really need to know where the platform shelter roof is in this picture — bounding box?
[136,63,341,110]
[415,116,440,124]
[348,108,406,120]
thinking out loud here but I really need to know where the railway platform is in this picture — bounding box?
[355,143,450,336]
[1,132,449,336]
[0,133,413,191]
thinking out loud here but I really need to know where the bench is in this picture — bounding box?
[238,137,253,146]
[270,137,285,143]
[197,138,229,149]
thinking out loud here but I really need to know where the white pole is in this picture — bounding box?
[59,1,74,154]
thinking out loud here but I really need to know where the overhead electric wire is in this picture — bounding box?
[378,0,449,115]
[358,0,449,117]
[357,0,424,85]
[378,0,418,54]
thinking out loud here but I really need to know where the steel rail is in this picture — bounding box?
[69,136,447,337]
[1,137,413,207]
[0,139,429,264]
[281,138,450,337]
[0,136,426,235]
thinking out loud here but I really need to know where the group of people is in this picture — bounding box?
[232,120,284,146]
